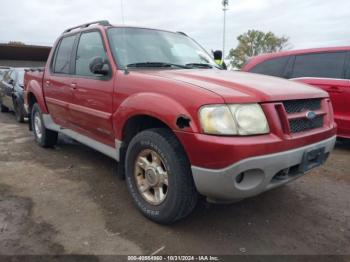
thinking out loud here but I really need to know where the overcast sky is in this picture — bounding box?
[0,0,349,53]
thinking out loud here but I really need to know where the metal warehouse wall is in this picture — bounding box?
[0,44,51,68]
[0,59,46,68]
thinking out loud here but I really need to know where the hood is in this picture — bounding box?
[141,69,328,103]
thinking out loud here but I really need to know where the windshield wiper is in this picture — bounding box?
[185,63,214,69]
[126,62,190,69]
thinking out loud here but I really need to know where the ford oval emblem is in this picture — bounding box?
[306,111,317,120]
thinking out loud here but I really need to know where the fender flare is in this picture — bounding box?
[113,92,199,140]
[26,79,49,114]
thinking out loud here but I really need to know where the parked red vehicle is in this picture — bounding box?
[24,21,336,224]
[242,46,350,139]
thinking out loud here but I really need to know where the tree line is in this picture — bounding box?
[227,30,290,69]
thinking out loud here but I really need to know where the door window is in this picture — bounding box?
[292,52,347,79]
[250,56,289,77]
[53,35,76,74]
[75,31,106,77]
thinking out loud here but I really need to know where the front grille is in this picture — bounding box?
[283,99,322,114]
[281,98,325,134]
[289,115,324,133]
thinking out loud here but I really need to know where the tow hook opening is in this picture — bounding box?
[236,173,245,184]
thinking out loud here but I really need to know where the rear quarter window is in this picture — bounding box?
[291,52,347,79]
[249,56,289,78]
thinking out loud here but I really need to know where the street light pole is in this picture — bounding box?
[222,0,229,60]
[121,0,125,24]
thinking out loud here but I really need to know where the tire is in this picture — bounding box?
[0,100,9,113]
[31,103,58,148]
[125,128,198,224]
[13,100,25,123]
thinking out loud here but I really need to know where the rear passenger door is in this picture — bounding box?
[290,51,350,136]
[45,34,77,128]
[69,30,115,147]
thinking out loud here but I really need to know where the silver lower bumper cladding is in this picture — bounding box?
[191,136,336,201]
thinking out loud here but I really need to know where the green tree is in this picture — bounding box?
[8,41,26,46]
[228,30,290,69]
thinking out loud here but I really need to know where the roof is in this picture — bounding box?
[257,46,350,59]
[243,46,350,71]
[0,44,51,61]
[61,21,184,37]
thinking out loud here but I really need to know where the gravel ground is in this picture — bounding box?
[0,111,349,258]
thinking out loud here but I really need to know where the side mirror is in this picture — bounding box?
[213,50,223,62]
[89,56,110,76]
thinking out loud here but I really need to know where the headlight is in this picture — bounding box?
[199,105,236,135]
[199,104,269,136]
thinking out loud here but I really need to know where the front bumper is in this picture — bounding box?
[191,136,336,201]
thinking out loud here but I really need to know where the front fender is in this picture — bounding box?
[26,79,49,114]
[113,92,200,140]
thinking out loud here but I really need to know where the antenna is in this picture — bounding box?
[222,0,229,59]
[121,0,125,24]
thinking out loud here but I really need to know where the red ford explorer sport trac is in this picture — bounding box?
[242,46,350,139]
[24,21,337,224]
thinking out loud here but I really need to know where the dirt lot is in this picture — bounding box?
[0,111,349,256]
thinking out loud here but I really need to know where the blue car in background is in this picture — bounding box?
[0,68,28,123]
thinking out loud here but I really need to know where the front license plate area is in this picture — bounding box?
[299,147,326,172]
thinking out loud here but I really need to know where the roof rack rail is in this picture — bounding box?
[63,20,111,33]
[177,31,188,36]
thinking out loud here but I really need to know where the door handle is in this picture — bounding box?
[45,80,51,87]
[70,83,77,90]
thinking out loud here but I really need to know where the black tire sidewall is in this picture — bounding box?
[14,100,24,123]
[31,104,45,146]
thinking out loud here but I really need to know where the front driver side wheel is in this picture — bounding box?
[31,103,58,148]
[125,128,198,224]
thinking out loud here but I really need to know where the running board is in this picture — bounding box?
[42,115,120,161]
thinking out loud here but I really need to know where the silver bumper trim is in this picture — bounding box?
[191,136,336,201]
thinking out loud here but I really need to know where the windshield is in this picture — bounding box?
[107,27,218,69]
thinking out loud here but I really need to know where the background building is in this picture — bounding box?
[0,43,51,68]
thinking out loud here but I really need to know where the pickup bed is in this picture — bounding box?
[24,21,337,224]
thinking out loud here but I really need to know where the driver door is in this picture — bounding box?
[69,30,115,147]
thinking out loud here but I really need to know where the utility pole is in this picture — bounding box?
[222,0,229,60]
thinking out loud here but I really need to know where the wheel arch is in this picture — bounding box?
[116,112,192,180]
[113,92,199,141]
[121,114,171,145]
[26,79,49,114]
